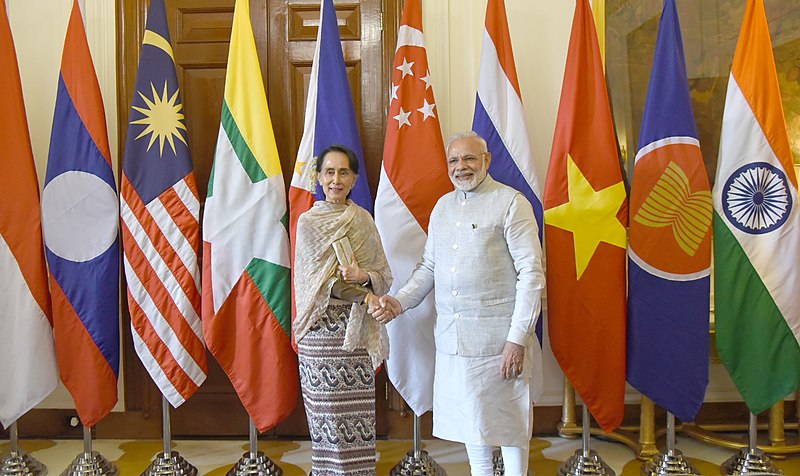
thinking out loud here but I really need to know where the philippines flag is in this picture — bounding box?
[121,0,207,408]
[289,0,372,246]
[627,0,712,422]
[471,0,544,401]
[41,0,120,428]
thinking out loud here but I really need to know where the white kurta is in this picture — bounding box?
[395,176,544,447]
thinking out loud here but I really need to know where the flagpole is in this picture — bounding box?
[0,420,47,476]
[61,425,118,476]
[142,396,198,476]
[226,418,281,476]
[720,413,783,475]
[557,404,616,476]
[390,414,445,476]
[641,412,699,475]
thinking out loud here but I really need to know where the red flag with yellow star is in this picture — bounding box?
[544,0,628,433]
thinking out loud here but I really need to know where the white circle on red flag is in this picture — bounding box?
[42,171,119,262]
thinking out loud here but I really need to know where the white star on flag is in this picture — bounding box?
[420,69,432,90]
[394,107,412,129]
[417,98,436,121]
[397,57,414,78]
[391,82,399,102]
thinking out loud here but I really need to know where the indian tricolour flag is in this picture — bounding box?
[712,0,800,415]
[201,0,297,433]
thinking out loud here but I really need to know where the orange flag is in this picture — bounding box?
[543,0,628,432]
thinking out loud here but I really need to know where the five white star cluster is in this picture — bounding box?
[391,56,436,129]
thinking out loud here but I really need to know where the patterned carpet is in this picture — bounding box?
[2,436,799,475]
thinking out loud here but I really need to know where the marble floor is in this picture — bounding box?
[2,434,799,475]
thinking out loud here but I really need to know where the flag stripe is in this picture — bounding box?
[483,0,521,98]
[126,283,201,397]
[121,184,204,342]
[246,259,292,337]
[50,276,117,428]
[130,322,184,406]
[121,226,207,379]
[716,78,800,328]
[221,101,268,182]
[59,1,111,165]
[713,212,800,413]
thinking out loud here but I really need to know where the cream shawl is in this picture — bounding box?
[293,200,392,368]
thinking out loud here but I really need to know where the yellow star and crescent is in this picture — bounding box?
[545,154,627,279]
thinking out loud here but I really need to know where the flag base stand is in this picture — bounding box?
[720,449,783,476]
[641,450,700,476]
[390,450,447,476]
[389,414,446,476]
[720,413,783,476]
[226,419,282,476]
[641,413,701,476]
[2,422,47,476]
[558,449,616,476]
[141,397,197,476]
[226,452,281,476]
[491,449,532,476]
[60,451,118,476]
[60,426,118,476]
[558,406,616,476]
[1,451,47,476]
[141,452,197,476]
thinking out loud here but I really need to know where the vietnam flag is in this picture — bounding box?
[544,0,628,432]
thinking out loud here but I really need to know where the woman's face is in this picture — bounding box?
[318,151,357,204]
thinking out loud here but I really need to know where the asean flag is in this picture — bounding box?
[41,0,120,428]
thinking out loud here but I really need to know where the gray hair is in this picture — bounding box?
[445,131,488,155]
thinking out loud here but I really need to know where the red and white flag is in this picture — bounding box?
[0,0,58,428]
[375,0,452,416]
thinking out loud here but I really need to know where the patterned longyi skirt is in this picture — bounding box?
[298,301,376,476]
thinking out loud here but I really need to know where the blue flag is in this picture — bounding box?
[627,0,713,422]
[295,0,372,212]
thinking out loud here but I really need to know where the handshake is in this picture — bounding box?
[365,293,403,324]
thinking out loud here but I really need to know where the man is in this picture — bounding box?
[372,131,544,476]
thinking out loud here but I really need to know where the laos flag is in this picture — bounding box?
[41,0,120,428]
[627,0,712,422]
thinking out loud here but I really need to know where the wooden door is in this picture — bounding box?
[117,0,400,438]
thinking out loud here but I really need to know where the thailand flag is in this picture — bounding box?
[41,0,120,428]
[471,0,544,401]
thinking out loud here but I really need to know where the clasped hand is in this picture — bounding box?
[366,294,402,324]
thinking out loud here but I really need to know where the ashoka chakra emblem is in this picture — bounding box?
[722,162,792,234]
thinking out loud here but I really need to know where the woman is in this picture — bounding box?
[293,144,393,476]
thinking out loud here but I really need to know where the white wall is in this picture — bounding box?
[7,0,121,412]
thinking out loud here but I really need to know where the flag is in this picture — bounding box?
[544,0,628,432]
[202,0,297,433]
[289,0,372,249]
[712,0,800,414]
[471,0,544,402]
[626,0,712,423]
[375,0,452,416]
[40,0,120,428]
[0,1,58,429]
[121,0,207,408]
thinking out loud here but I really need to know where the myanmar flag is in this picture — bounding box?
[712,0,800,414]
[201,0,297,432]
[544,0,628,433]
